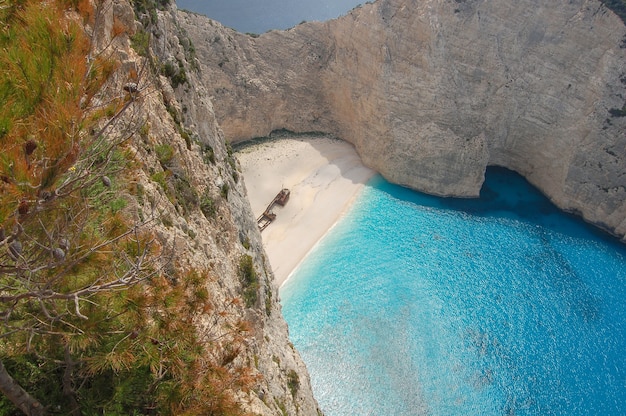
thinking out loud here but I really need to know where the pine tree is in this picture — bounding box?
[1,1,258,414]
[0,0,154,412]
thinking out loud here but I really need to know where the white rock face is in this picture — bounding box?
[179,0,626,239]
[105,2,324,414]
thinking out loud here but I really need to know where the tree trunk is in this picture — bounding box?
[0,359,46,416]
[62,346,81,416]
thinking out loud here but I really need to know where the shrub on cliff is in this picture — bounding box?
[239,255,259,307]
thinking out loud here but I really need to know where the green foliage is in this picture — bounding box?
[85,176,129,214]
[265,282,273,317]
[0,2,257,415]
[161,213,173,227]
[200,191,217,219]
[131,0,170,25]
[238,255,257,287]
[287,369,300,398]
[173,172,198,214]
[238,255,259,307]
[220,183,230,199]
[130,30,150,57]
[226,151,239,183]
[0,0,116,226]
[165,101,180,125]
[151,170,170,190]
[0,266,258,414]
[108,197,129,213]
[152,144,200,215]
[161,59,188,88]
[225,141,234,157]
[178,32,199,72]
[180,128,192,150]
[162,61,179,86]
[201,143,216,164]
[81,148,131,216]
[275,398,288,416]
[0,356,64,414]
[155,143,175,166]
[139,122,150,139]
[72,367,154,414]
[224,145,237,185]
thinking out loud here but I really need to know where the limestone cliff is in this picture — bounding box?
[101,1,321,414]
[178,0,626,241]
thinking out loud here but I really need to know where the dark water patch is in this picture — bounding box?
[380,166,624,245]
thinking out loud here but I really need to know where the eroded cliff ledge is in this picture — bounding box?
[179,0,626,241]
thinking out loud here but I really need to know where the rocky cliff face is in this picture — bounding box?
[178,0,626,241]
[103,1,321,414]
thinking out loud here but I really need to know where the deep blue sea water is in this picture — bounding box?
[281,167,626,415]
[176,0,363,33]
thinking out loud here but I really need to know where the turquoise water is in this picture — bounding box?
[281,167,626,415]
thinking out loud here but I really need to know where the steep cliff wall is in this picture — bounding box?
[179,0,626,241]
[104,1,321,414]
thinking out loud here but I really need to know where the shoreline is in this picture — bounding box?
[280,182,363,288]
[236,135,375,287]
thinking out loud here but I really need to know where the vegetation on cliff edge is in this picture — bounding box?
[0,0,256,414]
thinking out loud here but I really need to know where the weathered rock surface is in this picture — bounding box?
[103,1,322,414]
[179,0,626,241]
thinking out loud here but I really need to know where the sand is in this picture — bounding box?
[236,136,375,287]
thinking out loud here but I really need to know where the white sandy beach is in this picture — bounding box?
[236,136,375,287]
